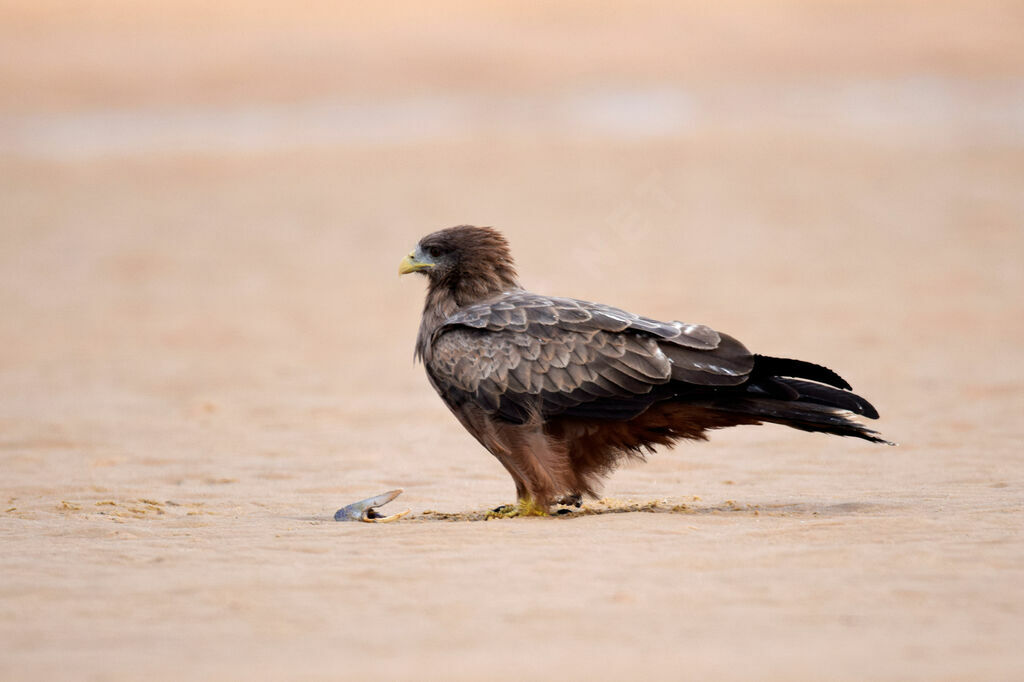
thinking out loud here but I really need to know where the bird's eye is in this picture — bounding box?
[427,246,443,259]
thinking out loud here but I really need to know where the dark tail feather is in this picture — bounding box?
[751,354,851,390]
[773,378,879,419]
[711,396,892,444]
[711,354,892,444]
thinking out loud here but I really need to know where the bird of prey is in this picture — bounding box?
[399,225,887,515]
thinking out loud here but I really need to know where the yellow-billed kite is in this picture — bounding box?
[400,226,887,515]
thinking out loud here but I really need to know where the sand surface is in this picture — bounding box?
[1,2,1023,680]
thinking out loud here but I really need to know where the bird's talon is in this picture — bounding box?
[485,499,549,519]
[556,493,583,508]
[485,505,517,520]
[334,489,410,523]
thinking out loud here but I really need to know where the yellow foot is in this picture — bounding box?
[518,498,549,517]
[486,499,549,520]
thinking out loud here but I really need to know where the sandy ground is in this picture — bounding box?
[1,2,1023,680]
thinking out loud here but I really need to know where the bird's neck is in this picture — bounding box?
[415,274,519,362]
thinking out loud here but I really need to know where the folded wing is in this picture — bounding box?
[427,292,757,423]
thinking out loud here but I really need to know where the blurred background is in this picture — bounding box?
[1,1,1022,680]
[2,0,1021,456]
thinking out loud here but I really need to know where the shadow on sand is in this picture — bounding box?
[400,499,890,523]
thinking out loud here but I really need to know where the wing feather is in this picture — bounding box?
[427,291,755,423]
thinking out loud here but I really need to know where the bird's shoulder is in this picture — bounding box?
[433,289,721,350]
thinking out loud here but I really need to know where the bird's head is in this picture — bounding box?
[399,225,519,302]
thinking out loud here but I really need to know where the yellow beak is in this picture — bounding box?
[398,251,434,275]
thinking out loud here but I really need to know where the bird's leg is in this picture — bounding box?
[487,472,536,517]
[518,498,549,516]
